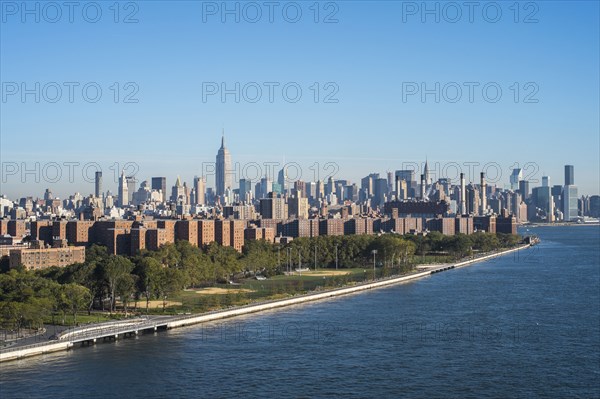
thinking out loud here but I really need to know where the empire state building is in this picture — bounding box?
[215,131,232,197]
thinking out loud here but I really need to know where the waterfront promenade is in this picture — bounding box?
[0,244,531,363]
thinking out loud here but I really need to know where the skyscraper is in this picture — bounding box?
[542,176,550,187]
[510,169,522,191]
[126,176,137,203]
[118,171,128,207]
[563,185,578,221]
[373,178,388,207]
[563,165,578,221]
[216,131,232,197]
[466,184,480,215]
[326,177,336,197]
[361,173,380,198]
[518,180,530,200]
[420,174,426,199]
[306,182,316,200]
[316,180,325,199]
[532,186,552,221]
[239,178,253,202]
[171,176,185,203]
[423,159,431,185]
[460,173,466,215]
[288,195,309,219]
[194,176,205,206]
[94,171,102,197]
[395,170,416,198]
[564,165,574,185]
[277,167,287,194]
[480,172,487,215]
[259,193,287,219]
[259,176,272,199]
[395,176,408,200]
[293,180,306,198]
[151,177,167,202]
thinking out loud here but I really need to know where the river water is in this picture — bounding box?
[1,226,599,398]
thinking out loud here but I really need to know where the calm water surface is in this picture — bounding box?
[1,226,599,398]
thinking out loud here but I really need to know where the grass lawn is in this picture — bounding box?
[146,266,415,315]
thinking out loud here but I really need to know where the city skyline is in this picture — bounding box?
[2,2,599,198]
[1,134,596,200]
[1,133,595,225]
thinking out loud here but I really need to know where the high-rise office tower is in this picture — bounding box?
[564,165,574,186]
[542,176,550,187]
[460,173,466,215]
[94,171,102,197]
[387,171,394,193]
[288,195,309,219]
[518,180,530,200]
[373,178,388,207]
[194,176,205,206]
[326,177,336,197]
[277,167,287,194]
[118,171,128,207]
[259,193,287,219]
[151,177,167,202]
[563,165,578,221]
[316,180,325,199]
[344,184,359,202]
[126,176,137,203]
[216,131,232,197]
[423,159,431,186]
[395,176,408,200]
[510,169,522,191]
[466,184,480,215]
[293,180,306,198]
[239,178,253,202]
[532,186,552,220]
[261,176,273,199]
[395,170,416,198]
[306,182,316,200]
[183,182,190,205]
[171,176,185,203]
[480,172,487,215]
[361,173,380,199]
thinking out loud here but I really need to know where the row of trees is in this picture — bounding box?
[405,231,521,259]
[0,271,91,332]
[0,232,521,331]
[283,235,416,270]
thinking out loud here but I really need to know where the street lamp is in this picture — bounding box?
[371,250,378,281]
[335,244,338,270]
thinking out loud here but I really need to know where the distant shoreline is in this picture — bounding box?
[0,244,532,363]
[521,222,599,227]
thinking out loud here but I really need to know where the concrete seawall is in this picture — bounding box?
[0,244,531,363]
[0,341,74,362]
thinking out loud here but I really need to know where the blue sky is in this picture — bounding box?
[1,0,598,198]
